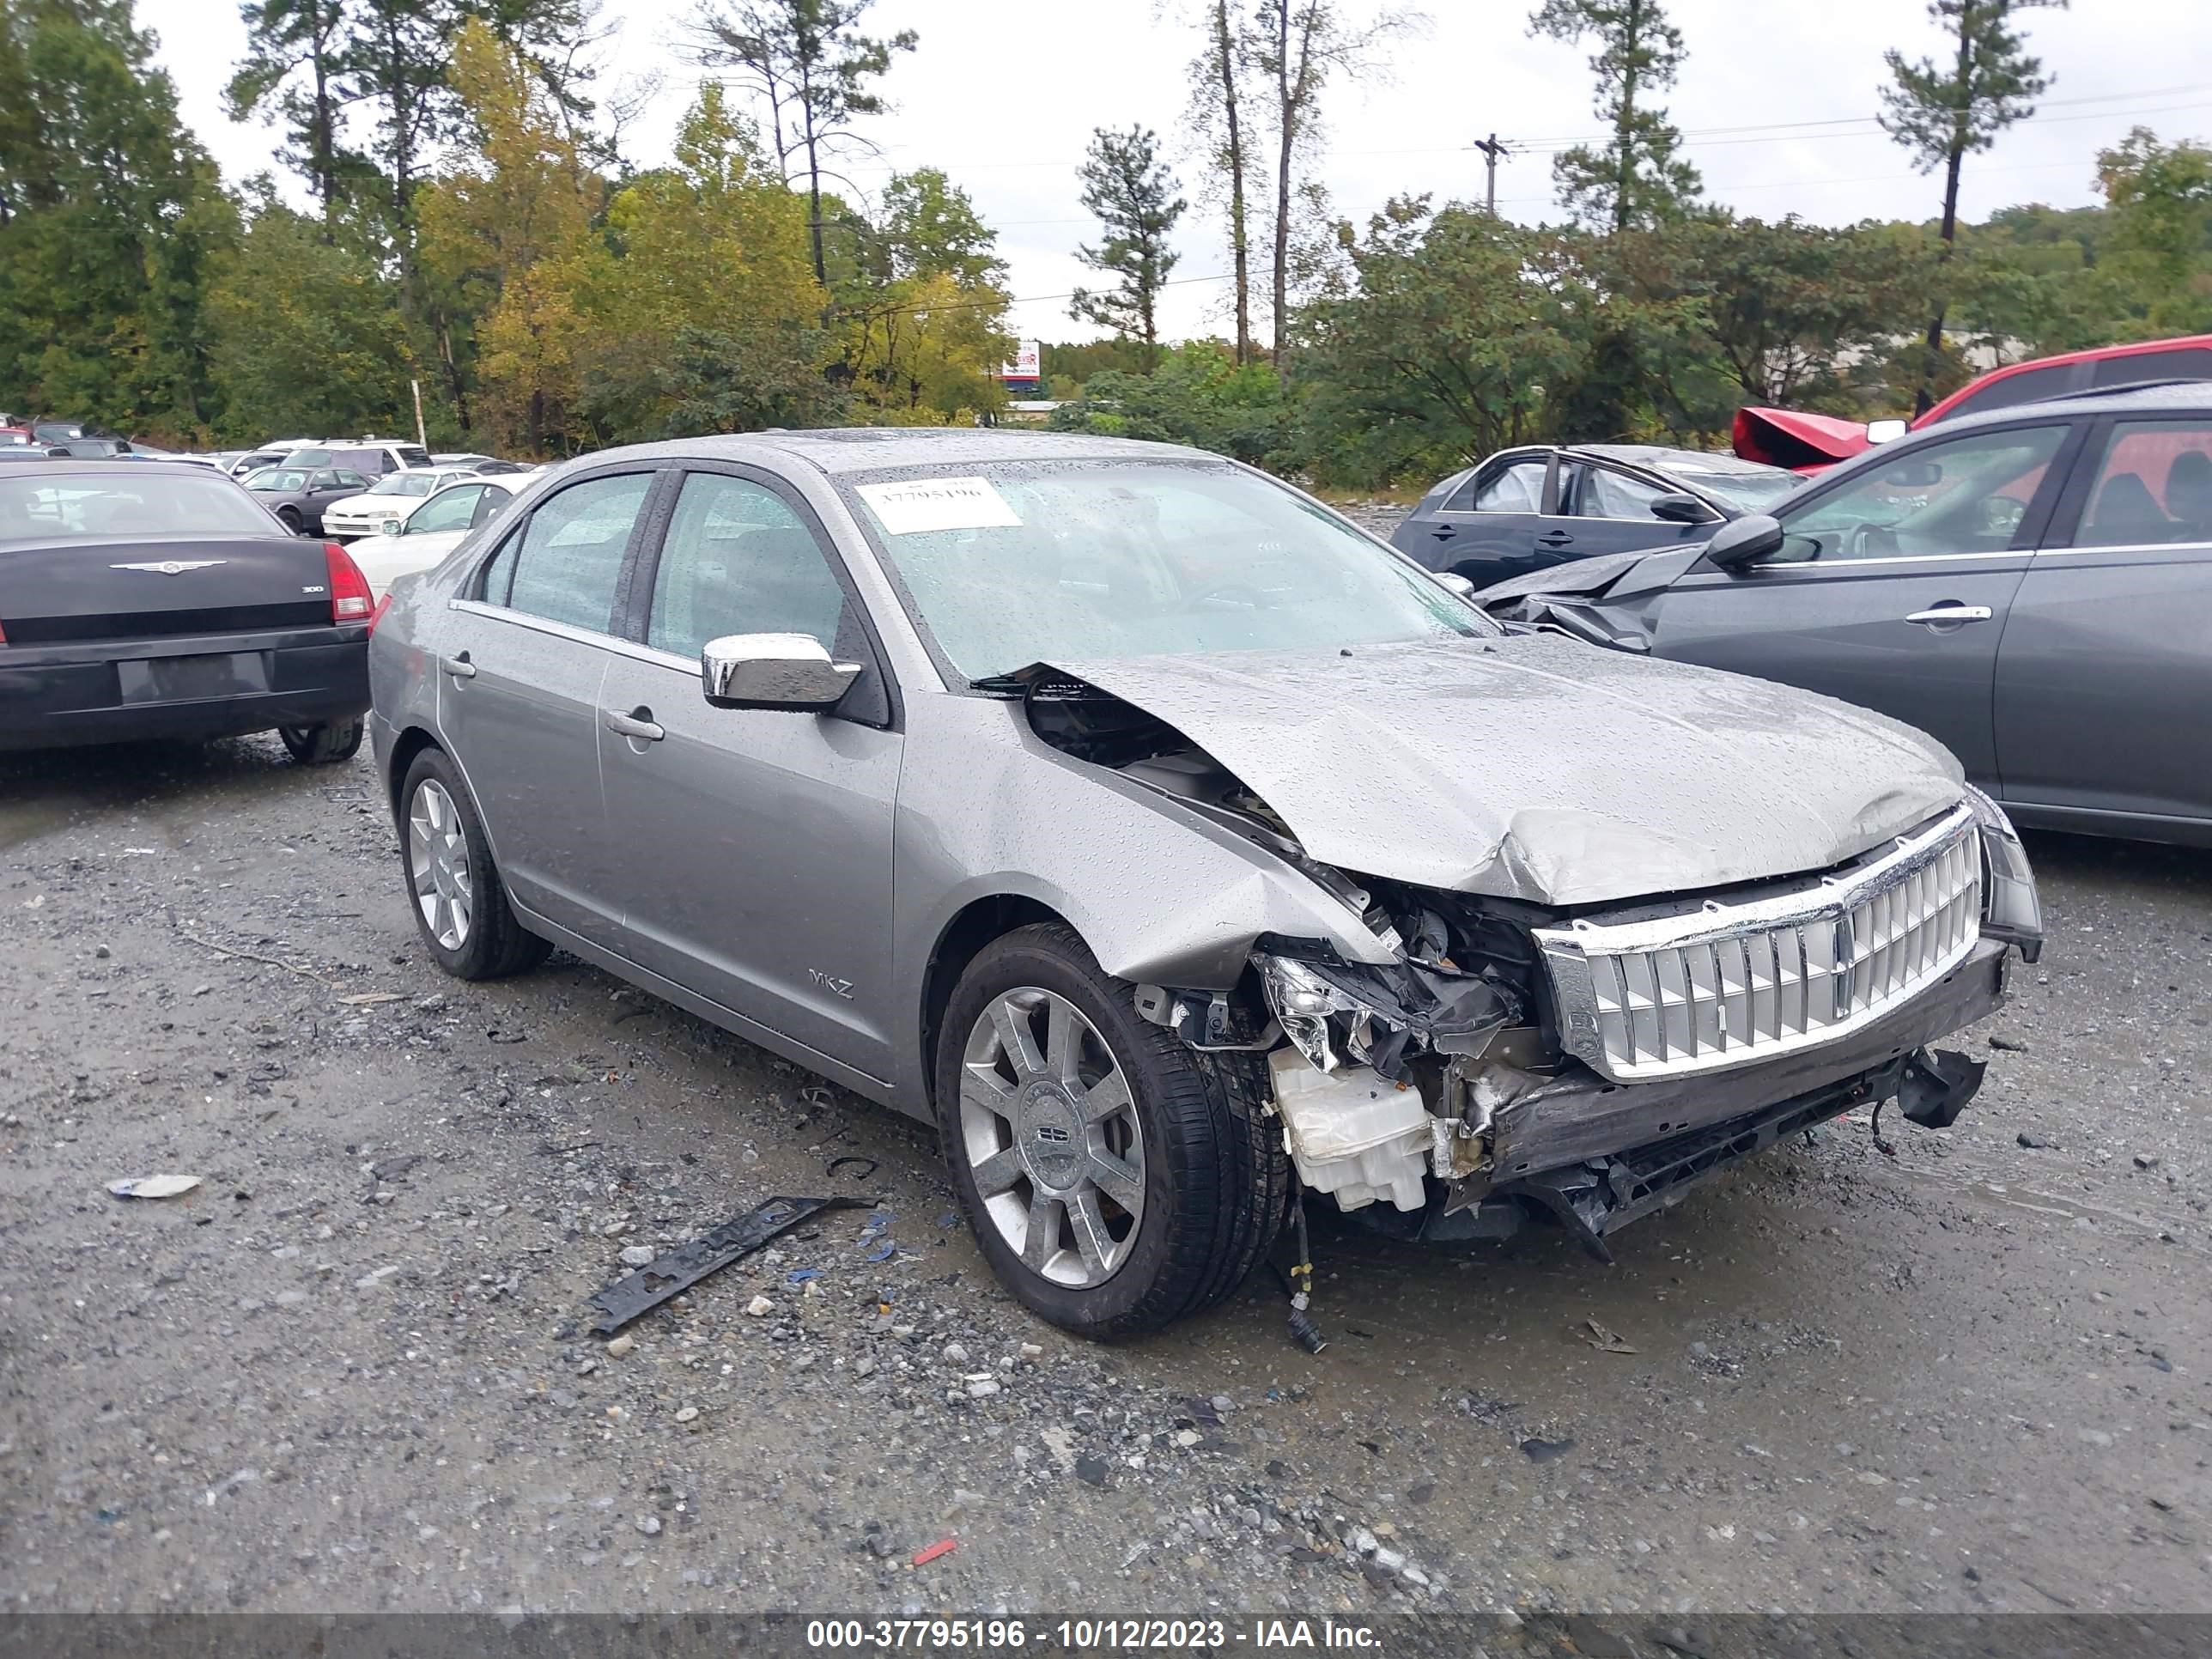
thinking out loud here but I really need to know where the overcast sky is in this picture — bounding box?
[152,0,2212,343]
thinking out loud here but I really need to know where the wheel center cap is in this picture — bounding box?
[1016,1081,1085,1193]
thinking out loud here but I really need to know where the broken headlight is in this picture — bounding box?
[1256,955,1381,1073]
[1964,783,2042,963]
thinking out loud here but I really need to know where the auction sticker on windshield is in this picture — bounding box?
[855,475,1022,534]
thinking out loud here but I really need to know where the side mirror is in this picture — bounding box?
[702,632,861,713]
[1649,491,1717,525]
[1705,514,1786,572]
[1865,418,1911,445]
[1434,571,1476,598]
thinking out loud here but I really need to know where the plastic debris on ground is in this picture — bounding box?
[585,1194,865,1335]
[911,1537,958,1567]
[106,1176,202,1200]
[1582,1316,1638,1354]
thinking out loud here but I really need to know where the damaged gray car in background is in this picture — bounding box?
[368,430,2044,1340]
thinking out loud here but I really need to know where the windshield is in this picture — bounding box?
[841,459,1492,679]
[246,468,307,490]
[1674,469,1801,513]
[370,472,439,496]
[0,474,274,539]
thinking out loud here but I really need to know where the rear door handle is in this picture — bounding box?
[605,708,665,742]
[439,653,476,679]
[1429,525,1456,540]
[1905,605,1993,625]
[1537,532,1575,548]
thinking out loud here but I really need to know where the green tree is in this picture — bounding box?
[2095,127,2212,337]
[1290,198,1594,487]
[0,0,235,434]
[1071,125,1184,365]
[225,0,368,224]
[1528,0,1702,232]
[581,86,837,437]
[206,191,416,441]
[1048,340,1289,465]
[418,18,602,453]
[1880,0,2068,412]
[874,167,1005,285]
[690,0,917,286]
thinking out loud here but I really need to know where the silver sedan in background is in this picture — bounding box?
[368,431,2038,1337]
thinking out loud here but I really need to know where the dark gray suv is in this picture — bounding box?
[1479,383,2212,848]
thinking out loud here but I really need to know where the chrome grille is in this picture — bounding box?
[1534,804,1982,1082]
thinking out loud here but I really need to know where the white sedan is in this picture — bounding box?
[320,467,484,541]
[345,474,532,602]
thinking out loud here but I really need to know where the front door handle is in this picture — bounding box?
[1905,604,1994,626]
[1537,532,1575,548]
[605,708,665,742]
[439,653,476,679]
[1430,525,1456,540]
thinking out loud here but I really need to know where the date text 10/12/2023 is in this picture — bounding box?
[803,1620,1382,1650]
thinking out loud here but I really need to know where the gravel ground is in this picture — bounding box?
[2,708,2207,1616]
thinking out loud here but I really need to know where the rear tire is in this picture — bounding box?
[397,745,549,981]
[278,717,364,765]
[933,922,1287,1339]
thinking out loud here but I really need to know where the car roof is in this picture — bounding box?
[1917,379,2212,434]
[1570,443,1786,476]
[557,427,1218,477]
[0,459,223,483]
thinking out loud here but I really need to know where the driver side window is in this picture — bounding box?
[1777,425,2067,562]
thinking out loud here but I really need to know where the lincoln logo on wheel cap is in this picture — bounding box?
[111,560,228,575]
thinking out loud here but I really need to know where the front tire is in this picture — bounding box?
[397,746,549,980]
[278,717,364,765]
[934,922,1287,1339]
[276,506,303,535]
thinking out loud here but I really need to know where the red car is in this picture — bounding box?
[1735,333,2212,472]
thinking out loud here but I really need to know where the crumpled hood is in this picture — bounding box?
[1047,634,1964,907]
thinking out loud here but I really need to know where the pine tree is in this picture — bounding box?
[1881,0,2067,412]
[1070,126,1186,366]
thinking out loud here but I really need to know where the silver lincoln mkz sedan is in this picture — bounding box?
[368,430,2042,1337]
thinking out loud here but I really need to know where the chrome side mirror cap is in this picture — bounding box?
[1865,417,1911,445]
[701,632,862,712]
[1434,571,1476,598]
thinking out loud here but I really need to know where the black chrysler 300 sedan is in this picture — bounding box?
[0,460,374,762]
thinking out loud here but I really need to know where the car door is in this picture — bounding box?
[1404,453,1551,585]
[1553,459,1719,559]
[438,467,664,946]
[1645,420,2082,788]
[595,465,904,1080]
[1994,414,2212,829]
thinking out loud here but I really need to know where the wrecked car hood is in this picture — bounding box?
[1045,635,1964,907]
[1474,544,1702,606]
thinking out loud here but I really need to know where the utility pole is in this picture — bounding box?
[1473,133,1511,216]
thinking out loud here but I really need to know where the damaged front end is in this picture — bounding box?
[1164,808,2034,1258]
[1009,659,2038,1258]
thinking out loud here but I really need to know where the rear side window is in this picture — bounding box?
[1569,464,1668,520]
[1942,363,2076,422]
[646,474,847,659]
[1449,459,1545,513]
[2088,348,2212,388]
[2066,420,2212,546]
[499,472,653,634]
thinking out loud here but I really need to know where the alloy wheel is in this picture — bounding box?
[958,987,1146,1288]
[407,778,473,951]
